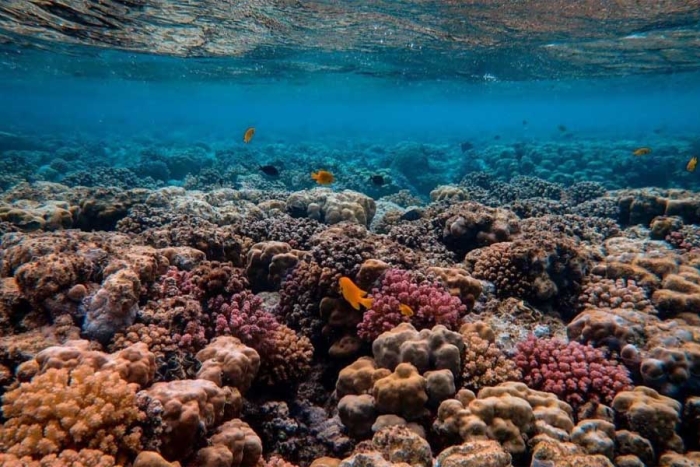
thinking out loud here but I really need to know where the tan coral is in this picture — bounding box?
[141,379,238,460]
[612,386,683,453]
[372,363,429,421]
[0,449,119,467]
[370,425,432,467]
[245,241,308,291]
[196,336,261,392]
[134,451,182,467]
[197,419,263,467]
[336,357,391,398]
[372,323,464,376]
[530,436,614,467]
[460,322,521,391]
[427,267,482,309]
[434,440,512,467]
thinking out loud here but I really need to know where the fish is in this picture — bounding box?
[311,170,335,185]
[339,277,373,310]
[259,165,280,176]
[522,119,528,126]
[633,147,652,156]
[558,124,567,132]
[687,156,698,172]
[399,304,414,317]
[460,141,474,152]
[243,127,255,143]
[493,135,501,140]
[370,175,385,186]
[400,209,423,221]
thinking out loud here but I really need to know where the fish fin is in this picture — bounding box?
[359,297,374,310]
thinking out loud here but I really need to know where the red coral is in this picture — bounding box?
[357,269,466,341]
[514,335,633,409]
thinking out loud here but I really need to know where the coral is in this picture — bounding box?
[430,201,520,258]
[612,386,684,454]
[286,189,376,227]
[336,357,391,399]
[460,322,521,391]
[514,335,632,409]
[434,440,512,467]
[133,451,181,467]
[17,340,156,388]
[426,267,482,310]
[195,336,260,392]
[566,181,607,205]
[0,449,119,467]
[369,425,432,467]
[467,231,590,310]
[566,307,655,350]
[139,379,238,460]
[259,324,314,386]
[111,323,177,359]
[194,419,263,467]
[82,268,141,344]
[530,436,614,467]
[245,241,308,292]
[358,269,467,341]
[372,363,429,421]
[235,214,324,250]
[571,418,616,459]
[578,276,655,314]
[434,382,575,455]
[371,323,464,376]
[639,342,700,397]
[1,365,144,459]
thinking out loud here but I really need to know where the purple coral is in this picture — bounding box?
[357,269,466,341]
[514,335,633,409]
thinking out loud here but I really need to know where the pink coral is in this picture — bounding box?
[210,291,281,356]
[357,269,466,341]
[514,335,633,409]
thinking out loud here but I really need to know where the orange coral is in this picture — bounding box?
[1,365,144,459]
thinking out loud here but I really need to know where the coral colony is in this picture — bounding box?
[3,140,700,467]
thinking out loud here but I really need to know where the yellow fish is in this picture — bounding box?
[311,170,335,185]
[399,303,414,317]
[243,127,255,143]
[633,147,651,156]
[687,156,698,173]
[339,277,373,310]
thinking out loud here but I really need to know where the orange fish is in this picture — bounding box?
[399,303,414,317]
[687,156,698,173]
[339,277,373,310]
[311,170,335,185]
[633,147,651,156]
[243,127,255,143]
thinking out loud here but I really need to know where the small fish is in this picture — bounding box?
[558,124,567,132]
[339,277,373,310]
[259,165,279,176]
[399,303,414,317]
[493,135,501,140]
[522,119,528,126]
[633,147,652,156]
[311,170,335,185]
[460,141,474,152]
[370,175,385,186]
[400,209,422,221]
[243,127,255,143]
[687,156,698,172]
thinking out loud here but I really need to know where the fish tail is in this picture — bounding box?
[359,297,374,310]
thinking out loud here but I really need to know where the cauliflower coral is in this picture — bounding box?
[0,365,145,459]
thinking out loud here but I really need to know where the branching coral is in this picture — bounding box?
[357,269,467,341]
[1,365,145,459]
[514,335,632,409]
[460,322,521,391]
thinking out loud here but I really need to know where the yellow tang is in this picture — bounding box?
[243,127,255,143]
